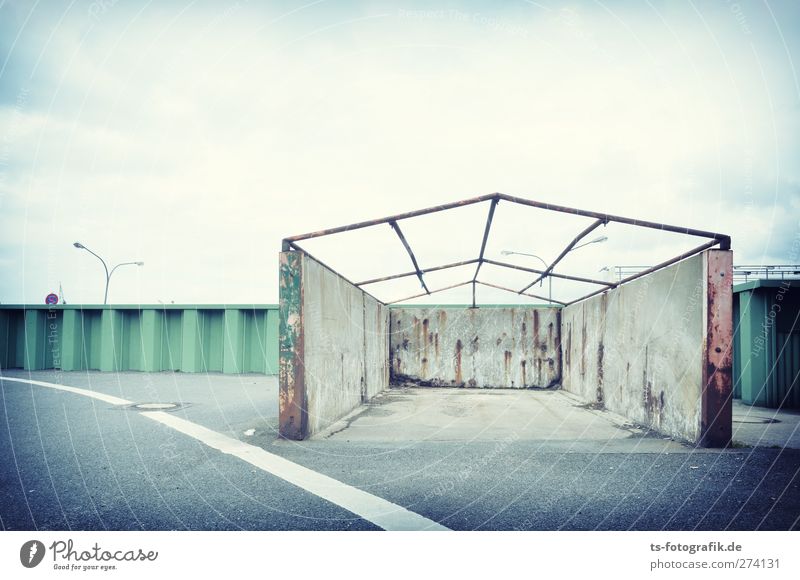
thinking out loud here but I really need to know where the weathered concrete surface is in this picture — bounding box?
[561,253,706,443]
[4,370,800,531]
[279,252,306,440]
[561,250,734,446]
[701,250,734,447]
[732,400,800,449]
[279,252,389,439]
[389,307,560,388]
[317,386,685,451]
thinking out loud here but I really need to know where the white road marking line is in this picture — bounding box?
[0,376,133,406]
[1,375,449,531]
[141,411,449,531]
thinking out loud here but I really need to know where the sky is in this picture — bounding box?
[0,0,798,305]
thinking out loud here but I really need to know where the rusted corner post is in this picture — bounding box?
[279,251,307,440]
[700,249,733,447]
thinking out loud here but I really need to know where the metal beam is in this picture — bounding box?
[389,220,429,294]
[282,193,732,308]
[356,258,480,287]
[285,241,386,305]
[284,193,499,244]
[475,280,567,306]
[472,198,499,282]
[386,280,474,305]
[286,192,730,248]
[497,193,731,248]
[519,218,606,294]
[563,239,722,306]
[483,258,615,287]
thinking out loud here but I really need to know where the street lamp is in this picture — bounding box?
[502,236,608,303]
[73,242,143,304]
[572,235,608,251]
[501,250,552,303]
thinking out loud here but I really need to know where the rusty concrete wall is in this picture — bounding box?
[700,250,734,447]
[389,307,561,388]
[560,250,733,445]
[279,251,389,439]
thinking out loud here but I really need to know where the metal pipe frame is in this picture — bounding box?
[282,193,731,306]
[518,218,606,294]
[495,193,731,248]
[389,220,429,294]
[356,258,480,287]
[385,280,474,305]
[284,240,386,305]
[283,193,497,245]
[475,281,567,306]
[563,239,721,306]
[472,197,499,283]
[482,258,615,287]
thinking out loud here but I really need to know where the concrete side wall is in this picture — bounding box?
[279,251,389,439]
[364,296,391,400]
[389,307,560,388]
[561,250,733,446]
[561,253,705,442]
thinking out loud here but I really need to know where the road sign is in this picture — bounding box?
[45,293,59,305]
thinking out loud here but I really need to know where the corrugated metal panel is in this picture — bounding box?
[0,305,279,375]
[732,293,741,399]
[775,332,800,408]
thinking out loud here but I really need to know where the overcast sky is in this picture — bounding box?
[1,0,798,305]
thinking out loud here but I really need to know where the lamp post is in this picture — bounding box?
[73,242,143,304]
[501,250,551,303]
[502,236,608,303]
[572,235,608,251]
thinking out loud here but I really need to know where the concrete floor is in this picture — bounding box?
[318,386,800,452]
[732,400,800,448]
[316,386,688,452]
[3,371,799,530]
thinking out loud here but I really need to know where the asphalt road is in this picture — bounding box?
[1,371,798,531]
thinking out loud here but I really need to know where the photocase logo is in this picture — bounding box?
[20,540,46,568]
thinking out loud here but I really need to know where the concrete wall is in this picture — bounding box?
[560,250,733,445]
[279,251,389,440]
[389,307,561,388]
[0,305,278,374]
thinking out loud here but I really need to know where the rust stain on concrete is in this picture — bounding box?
[422,318,429,361]
[553,309,563,386]
[580,310,587,378]
[596,341,605,405]
[389,307,560,389]
[701,250,733,447]
[455,339,463,385]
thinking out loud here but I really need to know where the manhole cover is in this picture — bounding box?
[733,418,780,424]
[132,403,180,410]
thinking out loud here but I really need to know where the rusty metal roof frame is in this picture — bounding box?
[282,192,731,307]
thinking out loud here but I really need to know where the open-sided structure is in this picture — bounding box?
[279,193,733,447]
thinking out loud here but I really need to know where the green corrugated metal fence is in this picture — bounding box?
[733,280,800,408]
[775,332,800,408]
[0,305,279,374]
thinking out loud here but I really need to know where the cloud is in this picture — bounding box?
[1,0,798,304]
